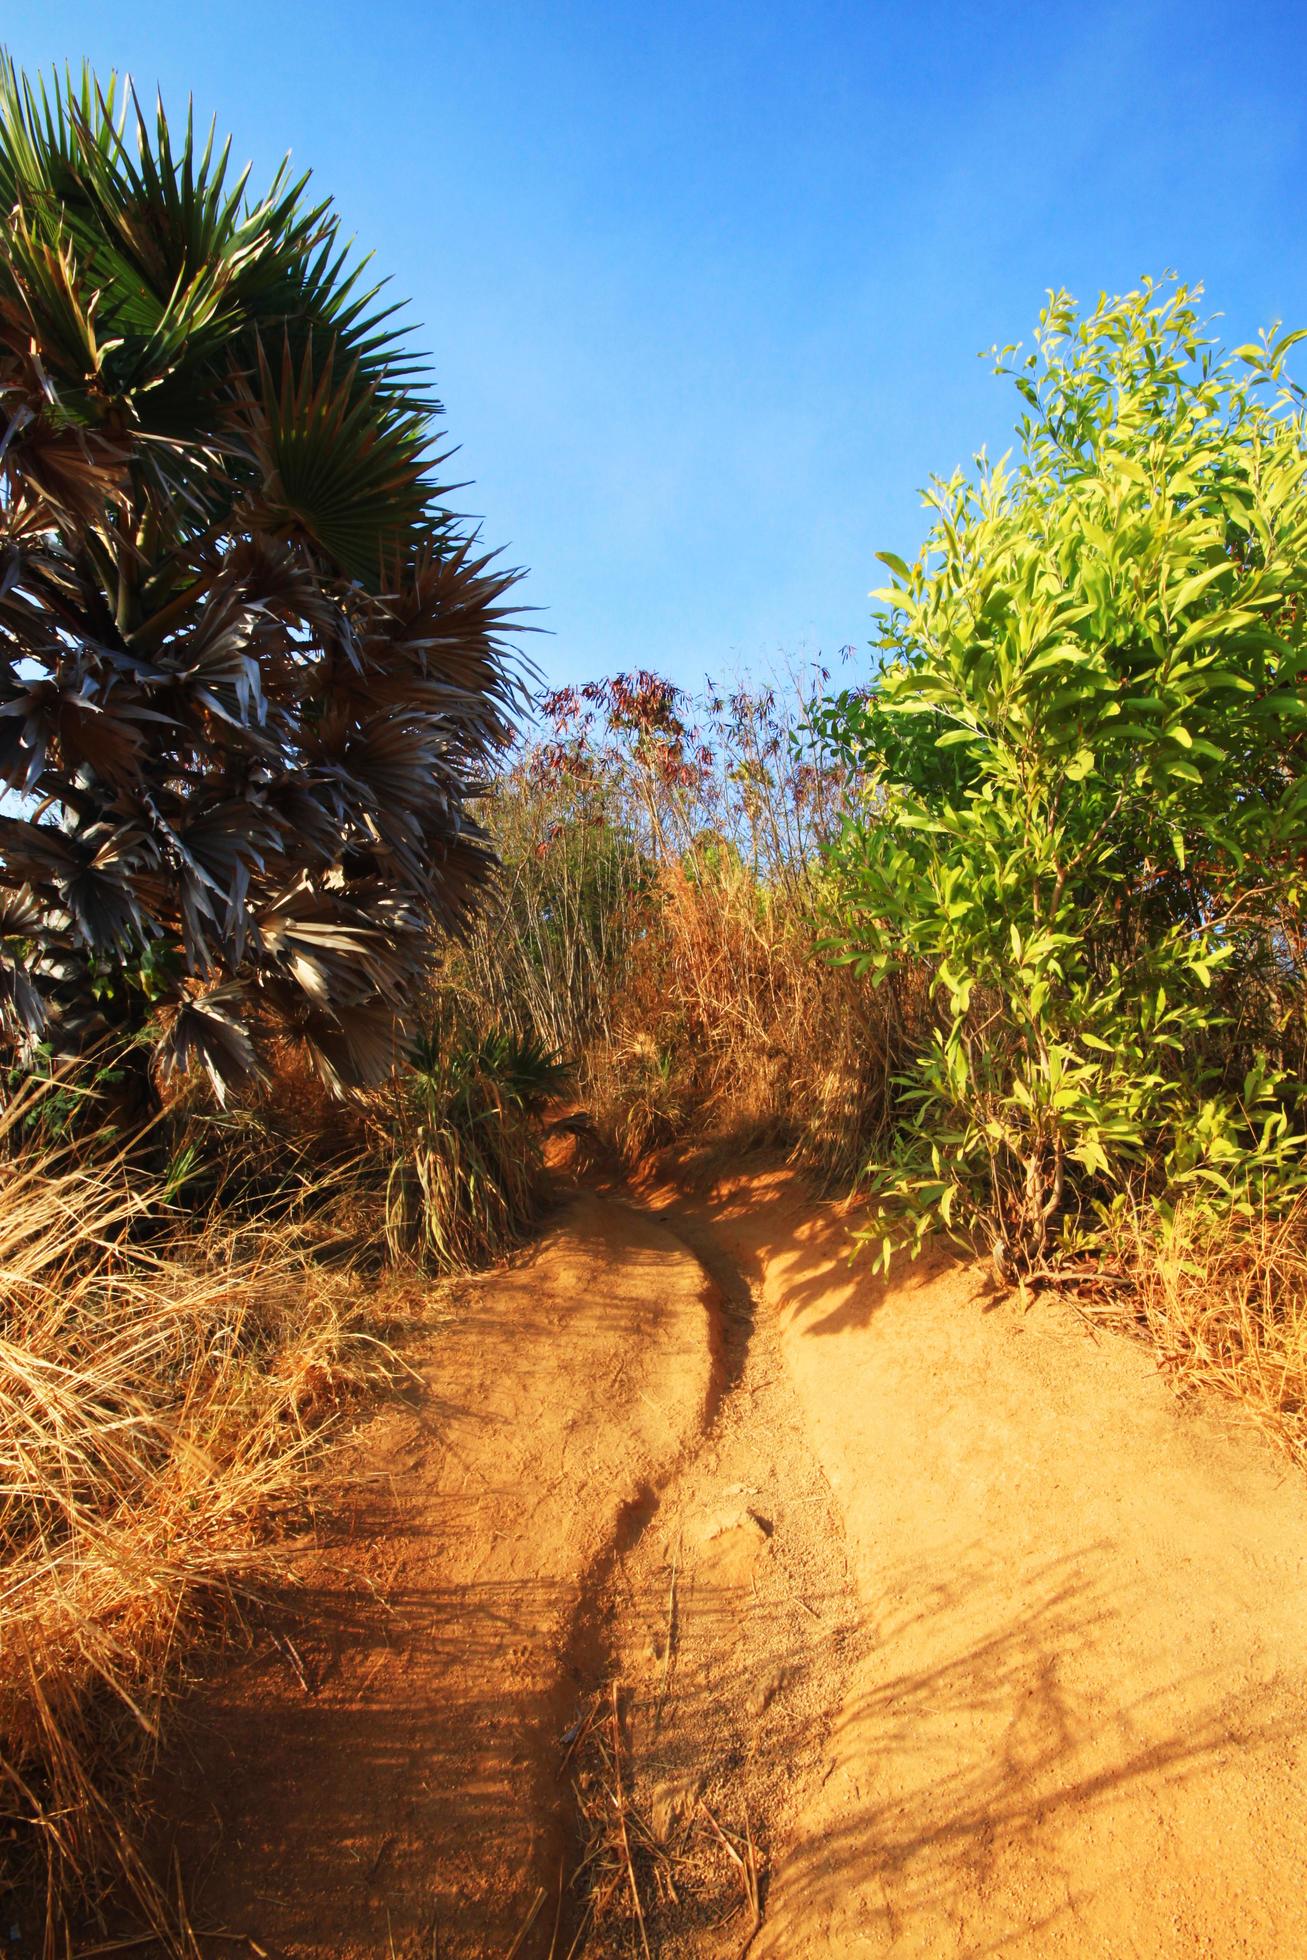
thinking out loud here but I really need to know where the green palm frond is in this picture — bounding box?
[239,335,432,580]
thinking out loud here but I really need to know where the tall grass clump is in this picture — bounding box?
[1109,1190,1307,1461]
[0,1078,391,1949]
[378,1012,570,1270]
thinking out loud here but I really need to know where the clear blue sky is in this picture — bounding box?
[6,1,1307,691]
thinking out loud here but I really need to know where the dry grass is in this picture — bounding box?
[453,660,919,1189]
[587,859,913,1185]
[375,1067,540,1275]
[1108,1194,1307,1466]
[563,1681,765,1958]
[0,1085,394,1953]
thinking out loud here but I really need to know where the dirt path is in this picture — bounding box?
[699,1168,1307,1958]
[559,1192,863,1953]
[147,1192,713,1958]
[136,1165,1307,1958]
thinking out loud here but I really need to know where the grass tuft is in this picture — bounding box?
[0,1098,393,1951]
[1108,1193,1307,1465]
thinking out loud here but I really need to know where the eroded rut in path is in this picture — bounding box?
[121,1165,1307,1960]
[557,1196,863,1956]
[135,1190,717,1960]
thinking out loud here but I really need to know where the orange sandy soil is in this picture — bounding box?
[105,1157,1307,1957]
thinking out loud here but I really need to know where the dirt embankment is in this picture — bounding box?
[698,1168,1307,1959]
[130,1163,1307,1958]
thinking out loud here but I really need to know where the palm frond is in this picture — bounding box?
[0,58,524,1091]
[237,335,432,581]
[153,982,262,1104]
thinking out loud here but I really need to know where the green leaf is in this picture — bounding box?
[1166,562,1231,615]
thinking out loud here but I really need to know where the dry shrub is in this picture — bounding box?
[0,1093,392,1950]
[1110,1195,1307,1465]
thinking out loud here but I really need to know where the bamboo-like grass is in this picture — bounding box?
[374,1015,567,1272]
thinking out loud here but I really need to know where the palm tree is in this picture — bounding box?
[0,61,523,1099]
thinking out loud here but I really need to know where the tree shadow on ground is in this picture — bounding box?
[100,1495,1297,1959]
[558,1540,1283,1956]
[694,1159,972,1339]
[739,1543,1296,1957]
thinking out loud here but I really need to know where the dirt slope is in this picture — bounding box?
[145,1192,713,1958]
[129,1165,1307,1958]
[696,1167,1307,1958]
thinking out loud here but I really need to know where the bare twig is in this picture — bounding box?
[654,1558,679,1730]
[610,1681,651,1960]
[504,1884,547,1958]
[699,1800,763,1951]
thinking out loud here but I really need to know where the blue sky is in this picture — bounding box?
[6,0,1307,692]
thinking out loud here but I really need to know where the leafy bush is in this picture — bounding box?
[0,63,520,1102]
[823,280,1307,1271]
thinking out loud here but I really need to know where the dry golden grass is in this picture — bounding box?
[0,1085,394,1952]
[1113,1195,1307,1466]
[451,666,917,1190]
[584,861,913,1186]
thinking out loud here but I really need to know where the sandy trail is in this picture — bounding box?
[137,1164,1307,1957]
[560,1192,864,1953]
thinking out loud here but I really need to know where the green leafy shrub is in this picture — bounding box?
[823,279,1307,1272]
